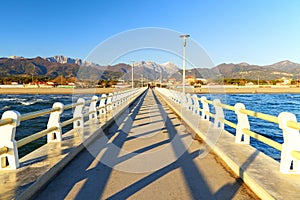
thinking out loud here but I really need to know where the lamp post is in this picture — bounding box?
[131,61,134,89]
[180,34,190,94]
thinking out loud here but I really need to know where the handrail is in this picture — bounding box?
[0,146,8,156]
[240,108,279,124]
[161,89,300,173]
[205,111,215,118]
[61,116,81,127]
[20,107,61,121]
[204,99,213,104]
[64,102,84,110]
[17,126,58,148]
[217,103,235,111]
[242,128,282,151]
[175,91,283,150]
[203,97,279,124]
[291,150,300,160]
[286,121,300,131]
[220,118,237,129]
[0,118,14,126]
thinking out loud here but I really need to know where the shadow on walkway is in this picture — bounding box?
[35,89,257,200]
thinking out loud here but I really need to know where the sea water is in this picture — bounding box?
[200,93,300,161]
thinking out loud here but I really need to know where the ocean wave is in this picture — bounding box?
[20,101,37,106]
[1,105,11,110]
[0,98,19,101]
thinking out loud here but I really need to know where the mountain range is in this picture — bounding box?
[1,55,300,81]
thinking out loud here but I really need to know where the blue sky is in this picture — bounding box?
[1,0,300,67]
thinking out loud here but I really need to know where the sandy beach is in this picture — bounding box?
[0,86,300,94]
[193,86,300,94]
[0,88,122,95]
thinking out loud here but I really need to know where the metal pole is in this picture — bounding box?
[180,34,190,94]
[131,61,134,89]
[160,68,162,88]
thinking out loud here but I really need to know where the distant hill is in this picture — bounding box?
[0,56,181,81]
[45,55,100,68]
[196,60,299,80]
[0,56,79,78]
[1,55,300,81]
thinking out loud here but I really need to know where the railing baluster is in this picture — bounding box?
[73,98,85,130]
[234,103,250,144]
[47,102,64,142]
[89,96,98,122]
[278,112,300,174]
[213,99,224,129]
[200,96,210,121]
[0,111,21,169]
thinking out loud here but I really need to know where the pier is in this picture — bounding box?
[1,88,300,199]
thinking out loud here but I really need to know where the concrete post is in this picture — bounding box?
[47,102,64,142]
[73,98,85,129]
[234,103,250,144]
[0,111,20,169]
[213,99,225,129]
[98,94,107,115]
[112,92,118,108]
[186,94,193,111]
[192,95,200,115]
[200,96,210,121]
[89,96,98,121]
[106,93,113,112]
[278,112,300,174]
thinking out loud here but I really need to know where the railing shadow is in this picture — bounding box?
[102,90,216,199]
[213,150,260,199]
[35,90,148,200]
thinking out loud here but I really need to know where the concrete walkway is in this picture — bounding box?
[35,89,258,200]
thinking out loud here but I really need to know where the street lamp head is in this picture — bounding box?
[180,34,190,38]
[180,34,190,47]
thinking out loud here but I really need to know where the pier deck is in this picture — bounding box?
[35,89,257,199]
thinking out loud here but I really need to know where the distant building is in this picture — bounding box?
[279,77,291,85]
[196,78,207,84]
[186,76,195,85]
[115,80,130,88]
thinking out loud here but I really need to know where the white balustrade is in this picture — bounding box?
[47,102,64,142]
[98,94,107,115]
[106,93,113,112]
[89,96,98,122]
[278,112,300,174]
[213,99,224,129]
[200,96,210,121]
[192,94,200,115]
[234,103,250,144]
[154,88,300,174]
[73,98,85,129]
[0,111,21,169]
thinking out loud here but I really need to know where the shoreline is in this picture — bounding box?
[0,87,300,94]
[0,88,120,94]
[193,87,300,94]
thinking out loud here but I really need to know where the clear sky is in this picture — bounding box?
[1,0,300,66]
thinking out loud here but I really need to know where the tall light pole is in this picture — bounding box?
[180,34,190,94]
[131,61,134,89]
[141,74,144,87]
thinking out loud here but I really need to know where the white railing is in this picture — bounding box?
[156,88,300,174]
[0,88,144,169]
